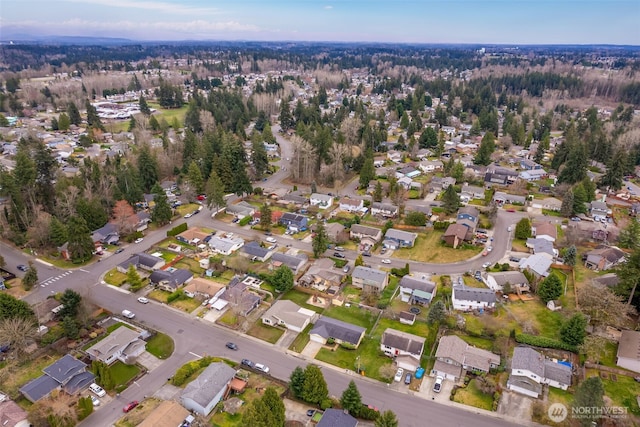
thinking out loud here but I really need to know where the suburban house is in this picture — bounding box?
[271,252,308,274]
[324,222,347,242]
[617,330,640,374]
[518,169,547,182]
[0,395,29,427]
[387,150,402,163]
[430,176,456,192]
[149,268,193,292]
[209,234,245,255]
[532,222,558,242]
[278,192,308,207]
[443,224,469,248]
[183,277,225,300]
[220,276,262,316]
[86,326,145,365]
[225,201,255,219]
[298,258,344,292]
[338,197,364,213]
[452,285,496,311]
[398,275,436,305]
[507,347,572,398]
[418,159,443,173]
[251,209,283,225]
[176,228,212,246]
[381,328,426,372]
[526,238,558,259]
[116,252,165,274]
[310,316,366,348]
[279,212,308,231]
[317,408,358,427]
[383,228,418,249]
[241,241,275,262]
[432,335,501,381]
[181,362,236,416]
[485,271,530,293]
[310,193,334,209]
[520,159,542,170]
[519,254,552,278]
[261,300,317,333]
[351,266,389,294]
[590,200,611,219]
[20,355,95,403]
[349,224,383,246]
[492,191,527,206]
[138,400,190,427]
[456,206,480,236]
[484,172,510,187]
[91,222,120,246]
[371,202,399,218]
[584,246,626,271]
[460,185,485,203]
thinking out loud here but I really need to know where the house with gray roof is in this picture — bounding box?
[485,271,530,293]
[381,328,426,372]
[351,266,388,295]
[279,212,308,231]
[519,253,552,278]
[241,241,274,262]
[432,335,500,381]
[493,191,527,206]
[220,276,262,316]
[584,245,626,271]
[452,285,496,311]
[225,201,255,218]
[180,362,236,416]
[261,300,317,333]
[525,238,558,259]
[117,253,165,274]
[149,268,193,292]
[383,228,418,249]
[86,326,145,365]
[271,252,308,274]
[310,316,366,348]
[279,192,308,206]
[371,202,398,218]
[507,347,572,398]
[399,276,436,305]
[310,193,334,209]
[209,234,244,256]
[20,355,95,403]
[349,224,383,246]
[0,395,29,427]
[317,408,358,427]
[91,222,120,246]
[590,200,610,219]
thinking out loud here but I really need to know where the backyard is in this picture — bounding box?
[281,289,325,313]
[393,232,482,263]
[0,354,61,398]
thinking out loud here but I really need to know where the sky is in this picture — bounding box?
[2,0,639,45]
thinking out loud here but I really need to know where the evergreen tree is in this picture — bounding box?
[259,203,272,230]
[538,273,563,303]
[514,218,532,240]
[242,398,275,427]
[560,313,587,346]
[151,185,172,225]
[58,113,70,131]
[62,315,79,339]
[473,132,496,166]
[67,216,95,263]
[0,293,35,320]
[312,222,329,258]
[373,181,383,202]
[262,388,285,427]
[599,148,626,191]
[560,188,575,217]
[263,123,276,144]
[205,170,226,212]
[139,94,151,115]
[572,377,604,427]
[186,161,204,195]
[558,142,588,184]
[289,366,305,398]
[572,184,588,214]
[340,381,363,415]
[618,218,640,250]
[375,410,399,427]
[427,300,446,324]
[184,99,202,133]
[149,115,160,131]
[279,100,295,131]
[85,99,105,131]
[67,102,81,126]
[22,263,39,290]
[419,127,438,148]
[128,115,137,132]
[126,264,142,289]
[59,289,82,318]
[301,365,329,405]
[441,185,460,214]
[564,245,577,266]
[251,139,269,177]
[271,265,294,293]
[137,146,159,192]
[533,141,545,164]
[51,116,59,131]
[359,152,375,189]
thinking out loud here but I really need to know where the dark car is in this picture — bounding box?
[333,252,345,259]
[404,373,412,384]
[114,248,125,254]
[192,210,200,215]
[362,251,371,257]
[123,401,139,413]
[226,342,238,350]
[509,256,521,262]
[306,409,316,417]
[17,265,28,272]
[241,359,254,368]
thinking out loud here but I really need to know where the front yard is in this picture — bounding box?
[108,361,141,392]
[393,232,482,263]
[452,378,494,411]
[145,333,174,359]
[148,289,201,313]
[104,269,128,286]
[246,321,285,344]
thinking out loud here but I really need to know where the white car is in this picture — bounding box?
[265,237,277,243]
[137,297,149,304]
[90,395,100,406]
[122,310,135,319]
[184,212,193,218]
[486,246,493,252]
[394,368,404,382]
[134,237,144,244]
[482,262,491,269]
[433,376,444,393]
[254,363,270,374]
[89,383,106,397]
[381,259,391,264]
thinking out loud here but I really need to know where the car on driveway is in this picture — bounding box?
[394,368,405,382]
[134,238,144,244]
[17,264,28,272]
[433,376,444,393]
[123,401,139,413]
[255,363,270,373]
[306,409,316,417]
[226,342,238,350]
[90,395,100,406]
[241,359,254,368]
[89,383,106,397]
[381,259,391,264]
[404,373,412,385]
[137,297,149,304]
[509,256,521,263]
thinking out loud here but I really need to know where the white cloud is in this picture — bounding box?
[324,5,333,9]
[62,0,220,16]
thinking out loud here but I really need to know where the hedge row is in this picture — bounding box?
[515,333,577,353]
[167,223,188,237]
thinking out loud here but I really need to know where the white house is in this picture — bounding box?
[398,275,436,305]
[452,285,496,311]
[310,193,334,209]
[261,300,317,333]
[209,234,245,256]
[617,330,640,374]
[507,347,572,398]
[380,328,426,372]
[418,159,443,173]
[338,197,364,213]
[181,363,236,416]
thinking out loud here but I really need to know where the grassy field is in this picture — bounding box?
[0,355,60,397]
[104,269,128,286]
[246,321,285,344]
[281,289,324,313]
[108,361,141,392]
[115,398,162,427]
[171,297,201,313]
[591,370,640,416]
[148,102,188,127]
[323,305,377,332]
[506,299,565,339]
[393,233,482,263]
[148,289,169,303]
[145,333,174,359]
[452,379,494,411]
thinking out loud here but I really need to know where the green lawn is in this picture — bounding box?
[506,299,565,339]
[104,269,127,286]
[393,232,482,263]
[454,333,494,351]
[148,289,169,303]
[289,323,313,353]
[452,379,494,411]
[598,341,619,367]
[108,361,141,392]
[145,333,174,359]
[281,289,324,313]
[597,372,640,416]
[246,321,285,344]
[323,305,377,332]
[316,336,393,382]
[148,102,188,127]
[0,355,60,397]
[171,297,201,313]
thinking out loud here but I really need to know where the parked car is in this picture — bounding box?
[226,342,238,350]
[507,226,513,232]
[333,252,345,259]
[17,264,28,272]
[482,262,491,269]
[433,376,444,393]
[362,251,371,257]
[114,248,125,254]
[90,395,100,406]
[381,259,391,264]
[137,297,149,304]
[123,401,139,413]
[89,383,106,397]
[255,363,270,373]
[342,265,350,273]
[192,210,200,215]
[241,359,254,368]
[265,237,277,243]
[334,246,345,252]
[121,310,135,319]
[404,373,412,385]
[486,246,493,252]
[134,238,144,244]
[306,409,316,417]
[197,194,207,201]
[184,212,193,218]
[509,256,521,263]
[394,368,405,382]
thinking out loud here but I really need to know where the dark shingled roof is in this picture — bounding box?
[310,316,365,346]
[381,328,425,355]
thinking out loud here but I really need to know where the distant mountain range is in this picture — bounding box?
[1,34,136,45]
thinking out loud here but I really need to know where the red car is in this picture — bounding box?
[123,401,139,413]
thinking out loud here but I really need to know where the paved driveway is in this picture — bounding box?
[301,340,323,358]
[497,390,533,420]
